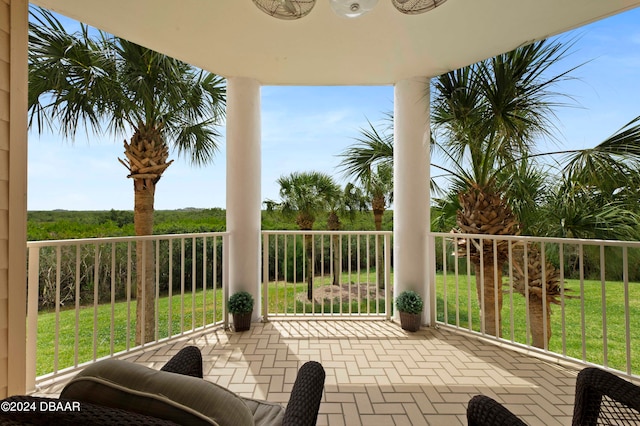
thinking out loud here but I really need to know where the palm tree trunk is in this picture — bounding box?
[121,124,171,345]
[475,262,503,337]
[134,178,156,344]
[511,243,563,349]
[528,295,550,348]
[332,235,340,286]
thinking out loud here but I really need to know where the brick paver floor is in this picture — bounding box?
[37,320,583,425]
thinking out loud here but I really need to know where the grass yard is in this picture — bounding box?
[36,270,640,377]
[36,288,225,376]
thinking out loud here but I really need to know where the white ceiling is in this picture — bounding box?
[31,0,640,85]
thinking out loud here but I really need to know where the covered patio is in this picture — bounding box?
[3,0,640,422]
[34,320,580,425]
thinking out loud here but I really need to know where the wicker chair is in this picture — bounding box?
[467,367,640,426]
[572,367,640,425]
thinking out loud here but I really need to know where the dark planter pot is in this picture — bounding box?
[232,312,252,332]
[399,311,421,332]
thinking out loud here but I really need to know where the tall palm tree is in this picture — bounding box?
[274,171,341,300]
[432,39,577,337]
[28,8,226,344]
[338,121,394,288]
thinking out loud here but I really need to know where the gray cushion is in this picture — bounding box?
[60,359,255,426]
[242,397,285,426]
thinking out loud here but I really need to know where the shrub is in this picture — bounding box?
[396,290,423,314]
[228,291,254,314]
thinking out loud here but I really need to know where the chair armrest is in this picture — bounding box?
[467,395,527,426]
[282,361,325,426]
[160,346,203,378]
[572,367,640,426]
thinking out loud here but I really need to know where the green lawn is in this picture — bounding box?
[36,288,225,376]
[36,271,640,376]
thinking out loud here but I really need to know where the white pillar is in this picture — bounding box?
[226,77,261,320]
[393,77,432,324]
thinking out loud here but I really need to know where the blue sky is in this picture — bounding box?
[27,7,640,211]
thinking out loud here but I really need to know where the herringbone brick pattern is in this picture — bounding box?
[38,321,583,425]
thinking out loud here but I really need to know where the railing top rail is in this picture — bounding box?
[27,229,640,248]
[430,231,640,248]
[27,231,230,248]
[261,230,393,236]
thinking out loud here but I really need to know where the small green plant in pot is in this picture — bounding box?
[228,291,254,332]
[396,290,423,332]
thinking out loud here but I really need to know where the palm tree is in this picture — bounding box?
[28,8,226,344]
[338,121,394,288]
[274,171,341,300]
[432,40,579,338]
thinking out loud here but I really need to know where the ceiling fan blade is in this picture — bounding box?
[282,0,298,15]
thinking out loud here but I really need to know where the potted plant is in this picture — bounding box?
[228,291,254,332]
[396,290,423,332]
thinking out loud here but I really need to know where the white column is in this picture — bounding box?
[393,77,432,324]
[226,77,261,320]
[7,0,29,396]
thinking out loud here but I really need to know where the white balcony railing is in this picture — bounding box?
[26,232,229,391]
[432,232,640,378]
[25,230,640,391]
[261,231,392,319]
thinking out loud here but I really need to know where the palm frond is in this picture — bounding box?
[337,119,393,182]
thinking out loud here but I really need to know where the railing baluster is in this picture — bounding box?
[600,243,608,367]
[214,235,218,322]
[192,237,196,331]
[384,234,391,321]
[140,240,146,345]
[274,234,279,317]
[466,237,472,332]
[541,242,548,351]
[442,236,448,326]
[168,239,173,337]
[203,237,207,328]
[262,233,269,321]
[93,244,99,360]
[54,246,61,373]
[180,238,185,334]
[523,242,530,346]
[155,240,160,341]
[74,245,80,366]
[493,239,499,337]
[479,238,485,335]
[559,242,566,357]
[453,237,460,328]
[579,243,587,362]
[623,246,631,375]
[294,235,297,315]
[111,243,116,355]
[507,240,514,342]
[126,242,132,351]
